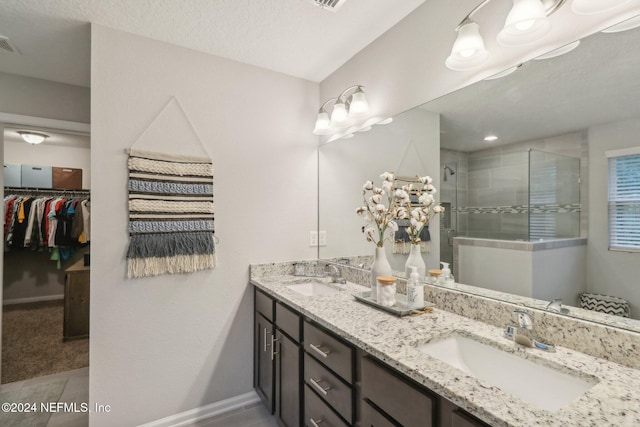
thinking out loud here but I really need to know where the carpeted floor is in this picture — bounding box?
[2,301,89,384]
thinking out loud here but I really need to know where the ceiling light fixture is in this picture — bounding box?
[571,0,632,15]
[446,0,567,71]
[17,131,49,145]
[313,85,370,136]
[484,135,499,141]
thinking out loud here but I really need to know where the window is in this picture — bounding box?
[607,148,640,252]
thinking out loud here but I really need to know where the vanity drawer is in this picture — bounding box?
[361,400,397,427]
[255,289,274,321]
[276,302,300,342]
[304,353,352,423]
[361,356,435,427]
[304,384,348,427]
[304,320,353,383]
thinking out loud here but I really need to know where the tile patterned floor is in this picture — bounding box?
[0,367,89,427]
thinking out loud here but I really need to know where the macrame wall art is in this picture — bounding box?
[125,97,217,278]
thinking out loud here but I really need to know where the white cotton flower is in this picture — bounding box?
[424,184,437,194]
[410,217,420,228]
[373,187,384,195]
[433,205,445,213]
[382,181,392,192]
[419,193,435,206]
[356,206,367,216]
[395,189,404,198]
[363,180,374,191]
[380,172,395,182]
[411,209,420,219]
[388,221,399,232]
[375,204,386,212]
[396,207,408,219]
[419,176,433,185]
[371,194,382,204]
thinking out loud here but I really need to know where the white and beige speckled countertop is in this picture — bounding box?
[251,272,640,427]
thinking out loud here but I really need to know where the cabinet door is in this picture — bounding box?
[255,313,274,412]
[275,330,301,427]
[361,400,399,427]
[64,271,90,340]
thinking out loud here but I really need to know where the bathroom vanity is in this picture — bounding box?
[251,262,640,427]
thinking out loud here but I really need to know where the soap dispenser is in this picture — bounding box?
[407,266,424,307]
[438,262,455,285]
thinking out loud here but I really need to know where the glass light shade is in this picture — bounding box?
[18,131,48,145]
[534,40,580,60]
[571,0,632,15]
[497,0,551,47]
[602,14,640,33]
[445,22,489,71]
[330,101,348,125]
[349,89,369,117]
[313,111,332,135]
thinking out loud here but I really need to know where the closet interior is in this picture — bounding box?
[2,126,90,384]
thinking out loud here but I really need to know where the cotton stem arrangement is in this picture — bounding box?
[356,172,444,247]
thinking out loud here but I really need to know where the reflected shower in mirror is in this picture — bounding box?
[318,16,640,331]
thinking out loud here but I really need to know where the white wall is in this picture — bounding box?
[587,117,640,317]
[90,25,318,426]
[0,72,90,124]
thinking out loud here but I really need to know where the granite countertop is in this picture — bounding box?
[251,273,640,427]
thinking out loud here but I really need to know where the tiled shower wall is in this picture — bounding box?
[441,131,588,241]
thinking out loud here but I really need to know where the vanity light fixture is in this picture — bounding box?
[378,117,393,125]
[17,131,49,145]
[313,85,370,135]
[484,64,521,80]
[571,0,632,15]
[446,0,567,71]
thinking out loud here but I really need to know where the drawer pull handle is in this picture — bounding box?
[270,335,279,361]
[309,343,330,358]
[309,418,324,427]
[309,377,331,396]
[263,328,268,352]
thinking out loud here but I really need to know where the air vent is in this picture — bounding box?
[304,0,347,12]
[0,35,19,54]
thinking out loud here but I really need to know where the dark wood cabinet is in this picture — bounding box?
[253,285,491,427]
[255,313,274,411]
[63,259,90,341]
[275,330,301,427]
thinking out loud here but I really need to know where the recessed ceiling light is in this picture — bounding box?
[484,135,498,142]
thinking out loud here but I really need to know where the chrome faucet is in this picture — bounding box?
[546,299,570,314]
[325,264,346,284]
[505,310,555,352]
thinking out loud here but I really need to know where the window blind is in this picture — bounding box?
[608,152,640,251]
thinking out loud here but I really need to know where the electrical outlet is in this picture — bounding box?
[319,231,327,246]
[309,231,318,246]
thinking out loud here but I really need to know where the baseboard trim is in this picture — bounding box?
[3,295,64,305]
[138,391,261,427]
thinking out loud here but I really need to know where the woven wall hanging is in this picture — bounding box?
[125,97,216,278]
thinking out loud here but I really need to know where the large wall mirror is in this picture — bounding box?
[318,16,640,333]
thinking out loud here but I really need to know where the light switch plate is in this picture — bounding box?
[319,231,327,246]
[309,231,318,246]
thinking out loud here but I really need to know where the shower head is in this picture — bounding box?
[443,165,456,181]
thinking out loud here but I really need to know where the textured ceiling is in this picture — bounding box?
[0,0,426,87]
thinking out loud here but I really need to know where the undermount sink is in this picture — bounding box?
[417,333,598,412]
[286,280,340,297]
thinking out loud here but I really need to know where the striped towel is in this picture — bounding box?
[126,148,216,278]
